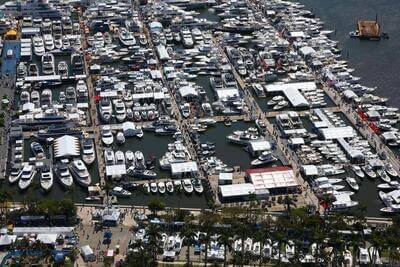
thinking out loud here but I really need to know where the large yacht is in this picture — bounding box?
[118,27,136,46]
[99,98,113,123]
[71,52,84,73]
[41,52,55,75]
[82,138,96,165]
[54,162,73,189]
[69,159,91,187]
[43,34,54,51]
[251,151,277,167]
[18,164,36,190]
[40,164,53,192]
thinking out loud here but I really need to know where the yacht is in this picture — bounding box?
[114,100,127,122]
[54,35,62,49]
[377,168,391,183]
[345,177,359,191]
[20,91,30,104]
[41,52,55,75]
[385,163,398,177]
[180,103,191,118]
[362,165,377,179]
[158,182,166,194]
[166,181,174,194]
[57,61,68,78]
[125,150,135,165]
[351,165,365,179]
[40,164,53,192]
[377,181,400,190]
[118,27,136,46]
[82,138,96,165]
[9,165,22,184]
[150,182,158,194]
[71,52,84,73]
[32,35,45,56]
[17,62,27,77]
[41,89,52,106]
[99,98,113,123]
[139,33,147,46]
[62,36,70,50]
[69,159,91,187]
[76,80,88,102]
[192,179,204,194]
[227,128,263,145]
[273,100,289,110]
[18,164,36,190]
[369,247,383,265]
[31,142,45,159]
[134,151,145,169]
[183,179,194,194]
[31,90,40,106]
[54,162,73,189]
[115,151,125,165]
[251,151,277,166]
[126,167,157,179]
[112,186,132,198]
[116,132,125,145]
[28,63,39,76]
[65,87,76,103]
[381,204,400,214]
[104,148,115,166]
[267,95,284,106]
[43,34,54,51]
[180,28,194,48]
[101,126,114,146]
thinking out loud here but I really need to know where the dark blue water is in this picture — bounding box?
[297,0,400,107]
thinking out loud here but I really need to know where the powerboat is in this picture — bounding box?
[57,61,68,78]
[32,35,45,56]
[158,182,166,194]
[28,63,39,76]
[115,151,125,165]
[116,132,125,145]
[41,52,55,75]
[82,138,96,165]
[183,179,194,194]
[54,162,73,189]
[112,186,132,198]
[125,150,135,165]
[267,95,284,106]
[65,87,76,103]
[8,165,22,184]
[377,168,391,183]
[192,179,204,194]
[251,151,277,166]
[385,163,398,178]
[118,27,136,46]
[31,142,45,159]
[41,89,52,106]
[101,126,114,146]
[99,98,113,123]
[377,181,400,190]
[18,164,36,190]
[273,100,289,110]
[345,177,359,191]
[126,166,157,179]
[43,34,55,51]
[150,182,158,194]
[166,181,174,194]
[104,148,115,166]
[362,165,377,179]
[351,165,365,179]
[69,159,91,187]
[114,100,126,122]
[40,164,53,192]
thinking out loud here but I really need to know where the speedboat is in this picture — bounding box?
[54,162,73,189]
[345,177,359,191]
[351,165,365,179]
[139,33,147,46]
[54,35,62,49]
[380,204,400,214]
[377,168,391,183]
[82,138,96,165]
[385,163,398,178]
[57,61,68,78]
[273,100,289,110]
[150,182,158,194]
[101,126,114,146]
[125,150,135,165]
[41,89,52,106]
[31,90,40,106]
[114,100,126,122]
[182,179,194,194]
[8,165,22,184]
[126,167,157,179]
[112,186,132,198]
[18,164,36,190]
[32,35,45,56]
[65,87,76,103]
[166,181,174,194]
[134,151,145,169]
[251,151,277,166]
[116,132,125,145]
[31,142,45,159]
[69,159,91,187]
[143,183,150,194]
[115,151,125,165]
[41,52,55,75]
[192,179,204,194]
[158,182,166,194]
[267,95,284,106]
[377,181,400,190]
[40,164,53,192]
[362,165,377,179]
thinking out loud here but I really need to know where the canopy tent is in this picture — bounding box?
[54,135,80,158]
[0,235,17,246]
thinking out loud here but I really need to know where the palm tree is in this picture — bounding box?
[232,217,251,266]
[217,229,232,267]
[146,223,161,264]
[102,180,113,204]
[198,210,220,267]
[253,217,273,267]
[181,223,197,267]
[347,232,364,267]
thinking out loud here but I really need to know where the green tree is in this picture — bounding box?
[148,198,166,216]
[181,222,197,267]
[217,228,232,267]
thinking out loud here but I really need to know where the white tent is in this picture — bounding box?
[54,135,80,158]
[37,233,57,244]
[0,235,17,246]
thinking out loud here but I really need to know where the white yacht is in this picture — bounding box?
[41,52,55,75]
[54,162,73,189]
[180,28,194,48]
[104,148,115,166]
[31,142,45,159]
[125,150,135,165]
[166,181,174,194]
[41,89,52,106]
[183,179,194,194]
[69,159,91,187]
[251,151,277,166]
[43,34,54,51]
[115,151,125,165]
[351,165,365,179]
[114,100,126,122]
[158,182,166,194]
[57,61,68,78]
[32,35,45,56]
[150,182,158,194]
[82,138,96,165]
[358,248,370,265]
[112,186,131,198]
[192,179,204,194]
[8,165,22,184]
[54,35,62,49]
[118,27,136,46]
[40,164,53,192]
[345,177,359,191]
[101,126,114,146]
[377,181,400,190]
[116,132,125,145]
[99,98,113,123]
[18,164,36,190]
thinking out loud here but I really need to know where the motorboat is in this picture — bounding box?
[158,182,166,194]
[8,165,22,184]
[251,151,277,166]
[112,186,132,198]
[121,182,139,191]
[18,164,36,190]
[32,35,45,56]
[362,165,377,179]
[82,138,96,165]
[101,126,114,146]
[71,52,84,73]
[119,27,136,46]
[385,163,398,177]
[59,92,66,103]
[17,62,27,77]
[125,150,135,165]
[182,179,194,194]
[192,179,204,194]
[180,28,194,48]
[351,165,365,179]
[116,132,125,145]
[31,142,45,159]
[377,181,400,190]
[126,167,157,179]
[99,98,113,123]
[114,100,126,122]
[377,168,391,183]
[57,61,68,78]
[43,34,55,51]
[273,100,289,110]
[104,148,115,166]
[41,52,55,75]
[139,33,147,46]
[40,164,53,192]
[41,89,52,106]
[65,87,76,103]
[31,90,40,106]
[69,159,91,187]
[166,181,174,194]
[54,35,62,49]
[134,151,145,169]
[115,151,125,165]
[20,91,30,104]
[28,63,39,76]
[267,95,284,106]
[54,162,73,189]
[380,204,400,214]
[150,182,158,194]
[345,177,359,191]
